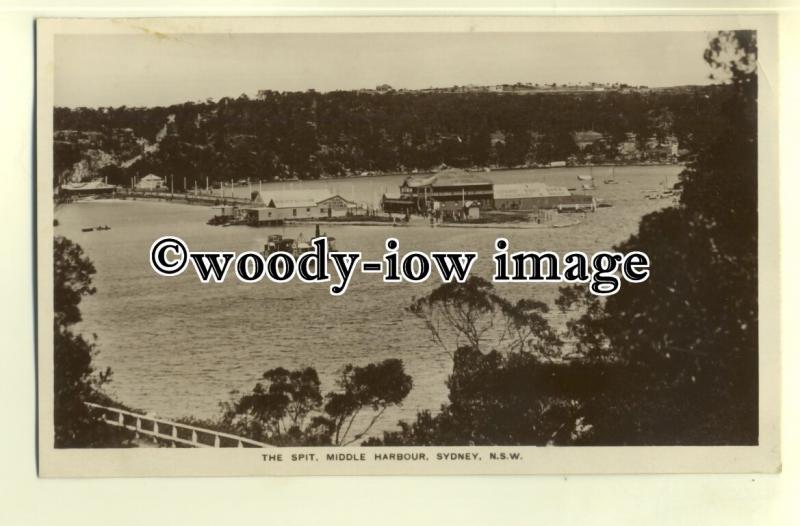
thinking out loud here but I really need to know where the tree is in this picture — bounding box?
[408,276,561,360]
[367,278,584,446]
[556,30,759,445]
[221,367,323,444]
[366,346,588,446]
[53,236,123,447]
[220,360,412,446]
[374,33,759,447]
[54,81,725,184]
[320,359,413,446]
[53,141,82,186]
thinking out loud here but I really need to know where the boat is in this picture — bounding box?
[81,227,94,232]
[552,220,581,228]
[262,225,337,258]
[603,167,618,184]
[577,175,593,182]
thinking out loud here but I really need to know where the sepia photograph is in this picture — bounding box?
[36,16,780,476]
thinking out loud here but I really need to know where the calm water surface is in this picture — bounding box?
[56,165,680,436]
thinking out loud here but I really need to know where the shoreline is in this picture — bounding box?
[64,200,584,231]
[283,219,582,230]
[67,161,683,209]
[212,160,684,185]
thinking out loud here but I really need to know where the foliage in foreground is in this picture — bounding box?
[214,360,412,446]
[53,236,131,447]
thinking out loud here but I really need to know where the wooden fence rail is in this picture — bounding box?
[86,402,272,448]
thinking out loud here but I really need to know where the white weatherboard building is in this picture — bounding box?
[241,189,358,225]
[136,173,166,190]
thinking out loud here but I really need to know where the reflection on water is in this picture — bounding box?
[55,165,681,435]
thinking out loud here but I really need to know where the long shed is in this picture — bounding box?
[493,183,595,211]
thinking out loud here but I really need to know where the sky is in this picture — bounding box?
[54,32,715,108]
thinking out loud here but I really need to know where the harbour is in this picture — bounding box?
[55,164,681,433]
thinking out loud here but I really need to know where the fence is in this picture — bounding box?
[86,402,272,448]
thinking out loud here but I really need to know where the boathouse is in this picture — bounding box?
[493,183,596,212]
[240,190,357,225]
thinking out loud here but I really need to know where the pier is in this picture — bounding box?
[116,189,252,207]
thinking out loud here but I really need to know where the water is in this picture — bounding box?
[55,165,681,438]
[209,165,676,208]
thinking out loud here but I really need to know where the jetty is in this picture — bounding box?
[119,189,252,207]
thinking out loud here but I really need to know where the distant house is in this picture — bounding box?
[572,130,605,150]
[644,135,680,160]
[665,135,680,157]
[489,130,507,147]
[136,174,165,190]
[617,133,639,157]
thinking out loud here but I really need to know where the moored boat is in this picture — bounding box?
[262,225,337,257]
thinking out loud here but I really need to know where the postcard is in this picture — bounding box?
[36,15,780,476]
